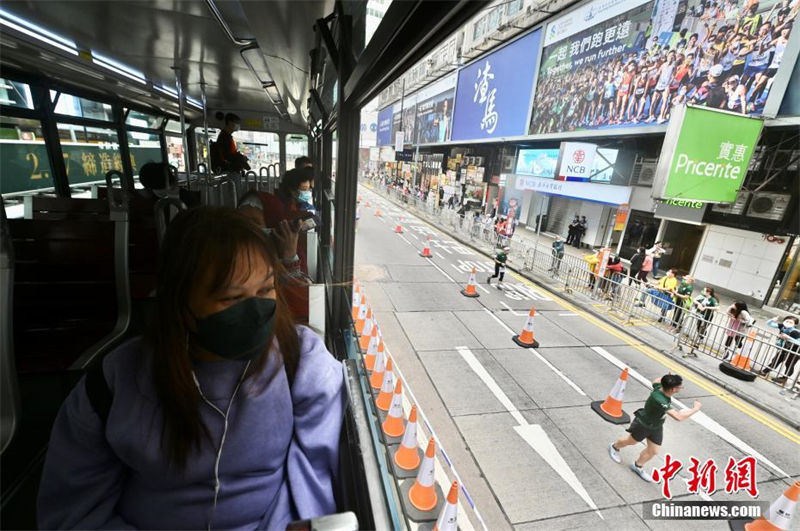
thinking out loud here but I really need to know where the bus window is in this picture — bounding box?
[56,123,121,186]
[0,78,34,109]
[233,130,280,170]
[125,109,164,129]
[286,134,308,169]
[52,92,114,122]
[164,120,185,172]
[126,131,164,177]
[0,116,53,195]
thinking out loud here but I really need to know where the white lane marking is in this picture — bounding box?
[477,283,490,294]
[559,313,580,317]
[482,309,587,396]
[500,301,525,316]
[435,252,446,260]
[590,346,791,479]
[408,232,419,240]
[456,346,602,519]
[398,234,413,246]
[428,259,456,283]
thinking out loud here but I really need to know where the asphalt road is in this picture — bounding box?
[354,185,800,531]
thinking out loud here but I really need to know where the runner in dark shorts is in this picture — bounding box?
[607,374,701,482]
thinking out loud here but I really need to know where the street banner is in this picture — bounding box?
[377,105,394,146]
[652,105,763,203]
[415,74,456,144]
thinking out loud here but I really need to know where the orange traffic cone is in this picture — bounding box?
[352,286,362,320]
[720,330,758,382]
[460,268,480,298]
[433,481,459,531]
[420,236,433,258]
[356,306,372,336]
[359,312,374,350]
[744,481,799,530]
[375,358,395,411]
[382,380,405,438]
[512,307,539,348]
[370,348,386,390]
[364,200,371,207]
[364,327,379,370]
[395,405,421,470]
[394,217,404,233]
[408,438,438,511]
[590,368,631,424]
[354,294,367,331]
[375,208,382,216]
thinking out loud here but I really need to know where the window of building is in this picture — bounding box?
[52,91,114,122]
[56,122,122,184]
[488,7,501,31]
[0,116,53,195]
[0,78,35,109]
[506,0,523,16]
[286,134,309,170]
[126,109,164,129]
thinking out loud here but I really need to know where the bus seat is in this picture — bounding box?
[1,201,21,454]
[23,196,108,221]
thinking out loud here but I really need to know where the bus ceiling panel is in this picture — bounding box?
[238,0,334,124]
[0,1,276,114]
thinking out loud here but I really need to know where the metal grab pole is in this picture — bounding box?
[201,82,209,176]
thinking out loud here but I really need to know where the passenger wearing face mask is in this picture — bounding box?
[761,315,800,384]
[38,207,345,530]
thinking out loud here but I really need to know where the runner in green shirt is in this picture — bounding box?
[487,246,509,288]
[608,374,701,482]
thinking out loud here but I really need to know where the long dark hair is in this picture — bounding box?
[148,207,300,469]
[730,301,748,318]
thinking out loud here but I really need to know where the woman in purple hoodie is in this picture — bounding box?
[38,207,346,530]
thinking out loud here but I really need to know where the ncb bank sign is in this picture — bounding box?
[652,105,764,204]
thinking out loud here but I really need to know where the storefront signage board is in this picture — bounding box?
[515,148,559,178]
[653,198,707,225]
[451,29,542,141]
[556,142,598,181]
[508,173,632,205]
[652,105,763,203]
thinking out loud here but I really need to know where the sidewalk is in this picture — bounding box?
[366,182,800,432]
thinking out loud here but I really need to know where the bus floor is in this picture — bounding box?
[354,186,800,531]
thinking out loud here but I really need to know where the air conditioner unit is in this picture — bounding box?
[712,190,750,215]
[746,192,791,221]
[634,160,657,185]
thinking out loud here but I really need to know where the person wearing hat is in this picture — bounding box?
[487,246,510,288]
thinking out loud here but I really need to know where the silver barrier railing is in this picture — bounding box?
[372,182,799,394]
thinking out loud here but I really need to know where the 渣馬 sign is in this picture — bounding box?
[652,105,763,203]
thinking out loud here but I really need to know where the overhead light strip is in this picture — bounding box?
[0,11,78,56]
[92,51,146,84]
[186,96,203,109]
[155,84,178,98]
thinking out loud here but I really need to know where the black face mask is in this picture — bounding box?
[192,297,276,361]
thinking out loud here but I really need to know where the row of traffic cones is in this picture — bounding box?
[352,280,461,528]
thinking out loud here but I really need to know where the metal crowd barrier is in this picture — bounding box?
[373,182,799,394]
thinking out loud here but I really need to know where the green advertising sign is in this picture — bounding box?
[652,105,763,203]
[0,141,162,195]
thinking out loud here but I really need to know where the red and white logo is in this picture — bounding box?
[572,150,585,163]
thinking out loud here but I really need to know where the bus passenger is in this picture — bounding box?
[212,113,250,172]
[294,155,313,169]
[38,207,345,530]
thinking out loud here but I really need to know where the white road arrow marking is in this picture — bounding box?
[590,346,791,479]
[456,346,601,519]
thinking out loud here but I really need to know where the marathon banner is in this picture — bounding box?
[530,0,800,136]
[376,105,394,147]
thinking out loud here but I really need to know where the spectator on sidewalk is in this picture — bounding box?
[723,302,756,360]
[688,286,718,353]
[566,215,580,245]
[550,235,565,272]
[635,253,655,305]
[761,316,800,384]
[647,242,666,278]
[671,275,694,330]
[629,247,645,285]
[654,269,679,323]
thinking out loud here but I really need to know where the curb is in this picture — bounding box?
[371,186,800,433]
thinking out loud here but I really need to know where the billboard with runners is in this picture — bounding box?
[414,74,456,144]
[377,105,394,147]
[529,0,800,136]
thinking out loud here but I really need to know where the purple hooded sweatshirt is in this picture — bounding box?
[38,325,345,530]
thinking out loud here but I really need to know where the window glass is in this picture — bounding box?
[0,78,34,109]
[57,123,122,184]
[233,130,280,170]
[195,128,218,170]
[52,92,114,121]
[0,116,53,195]
[506,0,523,16]
[126,109,163,129]
[286,134,309,170]
[127,131,163,175]
[164,119,183,134]
[166,135,185,172]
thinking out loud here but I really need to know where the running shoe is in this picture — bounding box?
[608,443,621,464]
[630,463,653,482]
